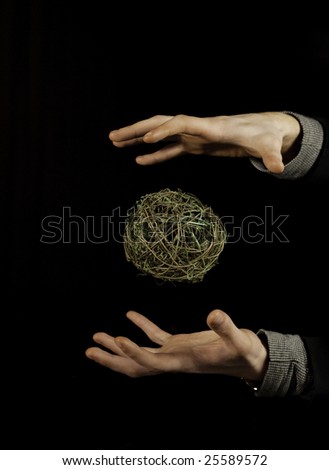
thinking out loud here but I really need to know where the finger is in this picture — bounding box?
[143,115,210,143]
[126,311,171,345]
[109,115,172,143]
[92,332,128,356]
[111,136,146,148]
[111,134,178,149]
[135,143,185,165]
[115,336,181,372]
[85,347,149,377]
[206,309,242,345]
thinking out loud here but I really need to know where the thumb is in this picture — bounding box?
[261,144,285,174]
[263,154,285,174]
[206,309,240,342]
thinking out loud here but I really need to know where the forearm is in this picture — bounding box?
[252,330,312,397]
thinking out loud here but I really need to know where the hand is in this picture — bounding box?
[109,112,301,173]
[85,309,268,382]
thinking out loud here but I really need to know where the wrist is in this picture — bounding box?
[279,112,302,165]
[243,334,269,383]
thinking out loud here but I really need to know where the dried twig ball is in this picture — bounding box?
[123,188,227,283]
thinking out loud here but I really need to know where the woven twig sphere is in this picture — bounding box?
[123,189,227,283]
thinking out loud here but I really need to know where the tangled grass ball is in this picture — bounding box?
[123,188,227,283]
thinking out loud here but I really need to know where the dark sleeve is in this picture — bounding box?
[301,337,329,400]
[301,117,329,399]
[253,115,329,400]
[251,114,329,399]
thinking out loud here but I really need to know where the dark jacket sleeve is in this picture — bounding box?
[300,116,329,400]
[302,337,329,400]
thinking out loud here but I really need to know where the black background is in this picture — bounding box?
[1,2,329,450]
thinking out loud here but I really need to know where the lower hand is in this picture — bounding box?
[85,309,268,382]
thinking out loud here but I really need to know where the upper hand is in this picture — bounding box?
[109,112,301,173]
[85,309,268,382]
